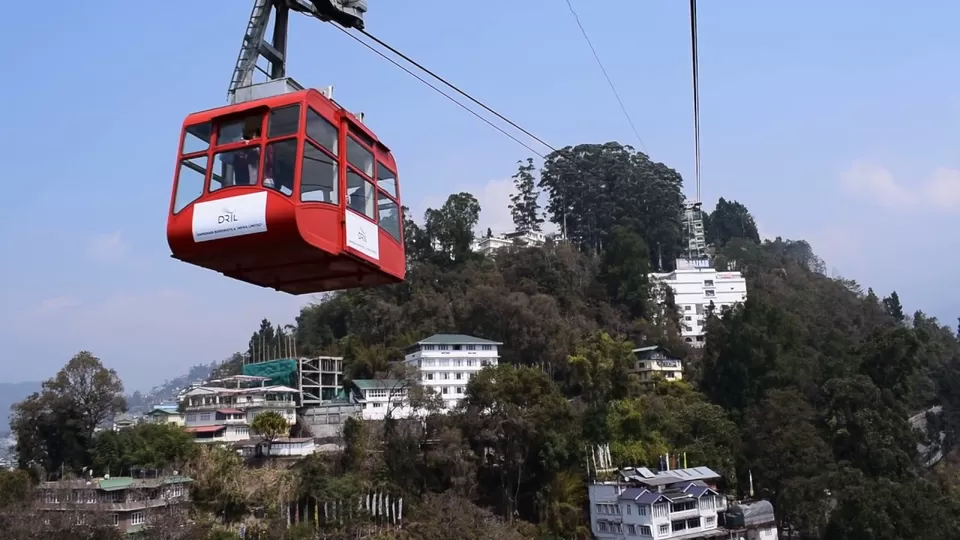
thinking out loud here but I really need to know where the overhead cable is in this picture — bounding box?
[334,26,548,159]
[690,0,702,202]
[562,0,647,153]
[354,28,562,156]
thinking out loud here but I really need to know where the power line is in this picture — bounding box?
[562,0,647,154]
[333,26,548,159]
[356,28,561,156]
[689,0,702,202]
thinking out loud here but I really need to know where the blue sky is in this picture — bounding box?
[1,0,958,391]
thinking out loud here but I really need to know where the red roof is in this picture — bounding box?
[185,425,226,433]
[217,408,244,415]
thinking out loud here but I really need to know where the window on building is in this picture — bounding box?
[112,514,119,526]
[131,512,145,526]
[684,305,692,311]
[638,504,647,516]
[704,289,716,297]
[653,503,668,518]
[705,516,716,526]
[684,316,692,321]
[686,517,701,529]
[626,504,632,515]
[659,524,669,535]
[639,525,652,536]
[481,345,493,350]
[672,520,686,532]
[626,524,636,534]
[671,501,696,513]
[442,387,449,394]
[703,279,714,287]
[595,504,603,513]
[466,345,476,351]
[199,413,211,421]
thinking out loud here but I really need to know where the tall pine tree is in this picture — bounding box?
[509,158,543,233]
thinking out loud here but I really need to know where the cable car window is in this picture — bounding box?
[376,163,397,198]
[182,123,212,154]
[210,147,261,192]
[217,113,263,145]
[301,142,338,204]
[346,137,374,177]
[173,156,208,214]
[264,140,296,196]
[377,191,401,241]
[347,171,376,220]
[306,109,338,155]
[268,105,300,139]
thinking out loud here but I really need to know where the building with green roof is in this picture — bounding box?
[37,474,193,534]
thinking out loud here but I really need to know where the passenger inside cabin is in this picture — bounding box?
[233,119,262,186]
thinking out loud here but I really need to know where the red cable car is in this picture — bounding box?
[166,87,405,295]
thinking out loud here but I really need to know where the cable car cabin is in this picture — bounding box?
[166,89,405,295]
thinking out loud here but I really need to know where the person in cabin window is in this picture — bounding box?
[262,144,275,189]
[233,119,261,186]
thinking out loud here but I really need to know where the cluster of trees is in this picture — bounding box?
[7,142,960,539]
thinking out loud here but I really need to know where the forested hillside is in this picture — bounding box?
[229,141,960,538]
[7,141,960,539]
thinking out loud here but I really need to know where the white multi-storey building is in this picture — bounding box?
[471,230,547,255]
[589,466,778,540]
[651,259,747,347]
[179,375,299,443]
[350,379,412,421]
[404,334,500,410]
[590,466,726,539]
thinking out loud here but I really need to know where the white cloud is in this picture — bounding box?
[414,177,516,235]
[924,167,960,210]
[840,160,915,209]
[414,176,559,237]
[87,231,128,263]
[840,160,960,212]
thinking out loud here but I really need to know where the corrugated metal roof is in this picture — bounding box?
[98,477,134,491]
[416,334,502,345]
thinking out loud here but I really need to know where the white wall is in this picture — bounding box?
[404,344,498,410]
[651,263,747,346]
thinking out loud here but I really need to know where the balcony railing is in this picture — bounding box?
[185,400,294,411]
